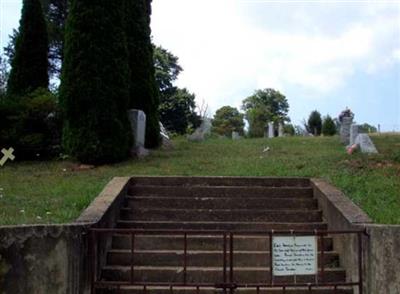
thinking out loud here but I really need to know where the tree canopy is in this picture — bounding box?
[154,46,182,93]
[307,110,322,136]
[322,115,336,136]
[60,0,131,164]
[212,106,245,137]
[242,88,289,137]
[125,0,160,148]
[7,0,49,97]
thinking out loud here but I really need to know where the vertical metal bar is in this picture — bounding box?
[308,284,312,293]
[283,286,286,294]
[131,233,135,284]
[91,230,97,294]
[229,232,234,284]
[184,232,187,285]
[170,285,173,294]
[269,231,273,285]
[143,285,147,294]
[334,285,338,294]
[256,286,260,294]
[358,231,364,294]
[223,233,227,294]
[196,286,200,294]
[320,233,325,284]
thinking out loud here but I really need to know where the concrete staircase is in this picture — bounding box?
[98,177,352,294]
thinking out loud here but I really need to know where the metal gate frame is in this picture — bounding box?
[89,228,366,294]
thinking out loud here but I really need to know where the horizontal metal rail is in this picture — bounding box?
[90,228,366,294]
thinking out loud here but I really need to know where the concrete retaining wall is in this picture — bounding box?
[0,177,130,294]
[311,179,400,294]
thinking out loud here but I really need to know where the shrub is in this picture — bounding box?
[307,110,322,136]
[322,115,337,136]
[0,88,61,160]
[60,0,132,164]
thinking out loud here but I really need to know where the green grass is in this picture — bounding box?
[1,134,399,225]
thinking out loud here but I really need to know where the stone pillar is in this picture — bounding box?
[340,117,353,145]
[232,131,240,140]
[350,124,359,146]
[128,109,147,156]
[278,123,284,137]
[268,122,274,138]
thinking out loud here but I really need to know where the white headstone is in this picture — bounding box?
[268,122,274,138]
[350,124,359,146]
[355,134,378,154]
[232,131,241,140]
[128,109,148,157]
[278,123,284,137]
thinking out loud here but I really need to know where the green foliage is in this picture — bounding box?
[242,88,289,137]
[160,88,200,134]
[125,0,160,148]
[60,0,132,164]
[211,106,245,137]
[0,88,61,160]
[359,123,377,133]
[307,110,322,136]
[283,124,295,136]
[322,115,337,136]
[7,0,49,97]
[154,45,182,93]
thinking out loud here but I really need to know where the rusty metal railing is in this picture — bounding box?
[89,229,366,294]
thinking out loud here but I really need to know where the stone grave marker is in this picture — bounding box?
[128,109,148,157]
[268,122,274,138]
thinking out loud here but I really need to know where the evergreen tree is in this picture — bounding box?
[307,110,322,136]
[125,0,161,148]
[60,0,131,164]
[7,0,49,97]
[322,115,336,136]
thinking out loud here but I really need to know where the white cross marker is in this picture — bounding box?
[0,148,15,166]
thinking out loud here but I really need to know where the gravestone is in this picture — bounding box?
[350,124,359,146]
[355,134,378,154]
[278,123,284,137]
[159,122,173,149]
[128,109,148,157]
[232,131,241,140]
[340,117,353,145]
[268,122,274,138]
[188,118,212,142]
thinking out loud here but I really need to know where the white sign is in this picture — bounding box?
[272,236,317,276]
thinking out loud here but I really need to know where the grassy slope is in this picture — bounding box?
[0,135,399,225]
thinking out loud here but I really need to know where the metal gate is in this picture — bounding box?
[89,228,366,294]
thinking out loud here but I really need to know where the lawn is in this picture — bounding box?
[0,134,399,225]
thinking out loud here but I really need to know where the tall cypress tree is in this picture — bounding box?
[125,0,161,148]
[60,0,132,164]
[7,0,49,97]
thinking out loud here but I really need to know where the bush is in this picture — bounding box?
[0,88,61,160]
[322,115,337,136]
[283,124,295,136]
[307,110,322,136]
[60,0,132,164]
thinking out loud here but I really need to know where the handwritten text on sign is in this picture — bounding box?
[272,236,317,276]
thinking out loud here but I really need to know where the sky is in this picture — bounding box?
[1,0,400,131]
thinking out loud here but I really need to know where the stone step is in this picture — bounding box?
[95,286,352,294]
[101,266,346,284]
[112,235,333,251]
[126,196,318,210]
[116,221,328,231]
[120,208,323,223]
[107,250,339,267]
[130,176,311,187]
[128,186,314,199]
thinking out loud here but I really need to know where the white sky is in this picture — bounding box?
[1,0,400,129]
